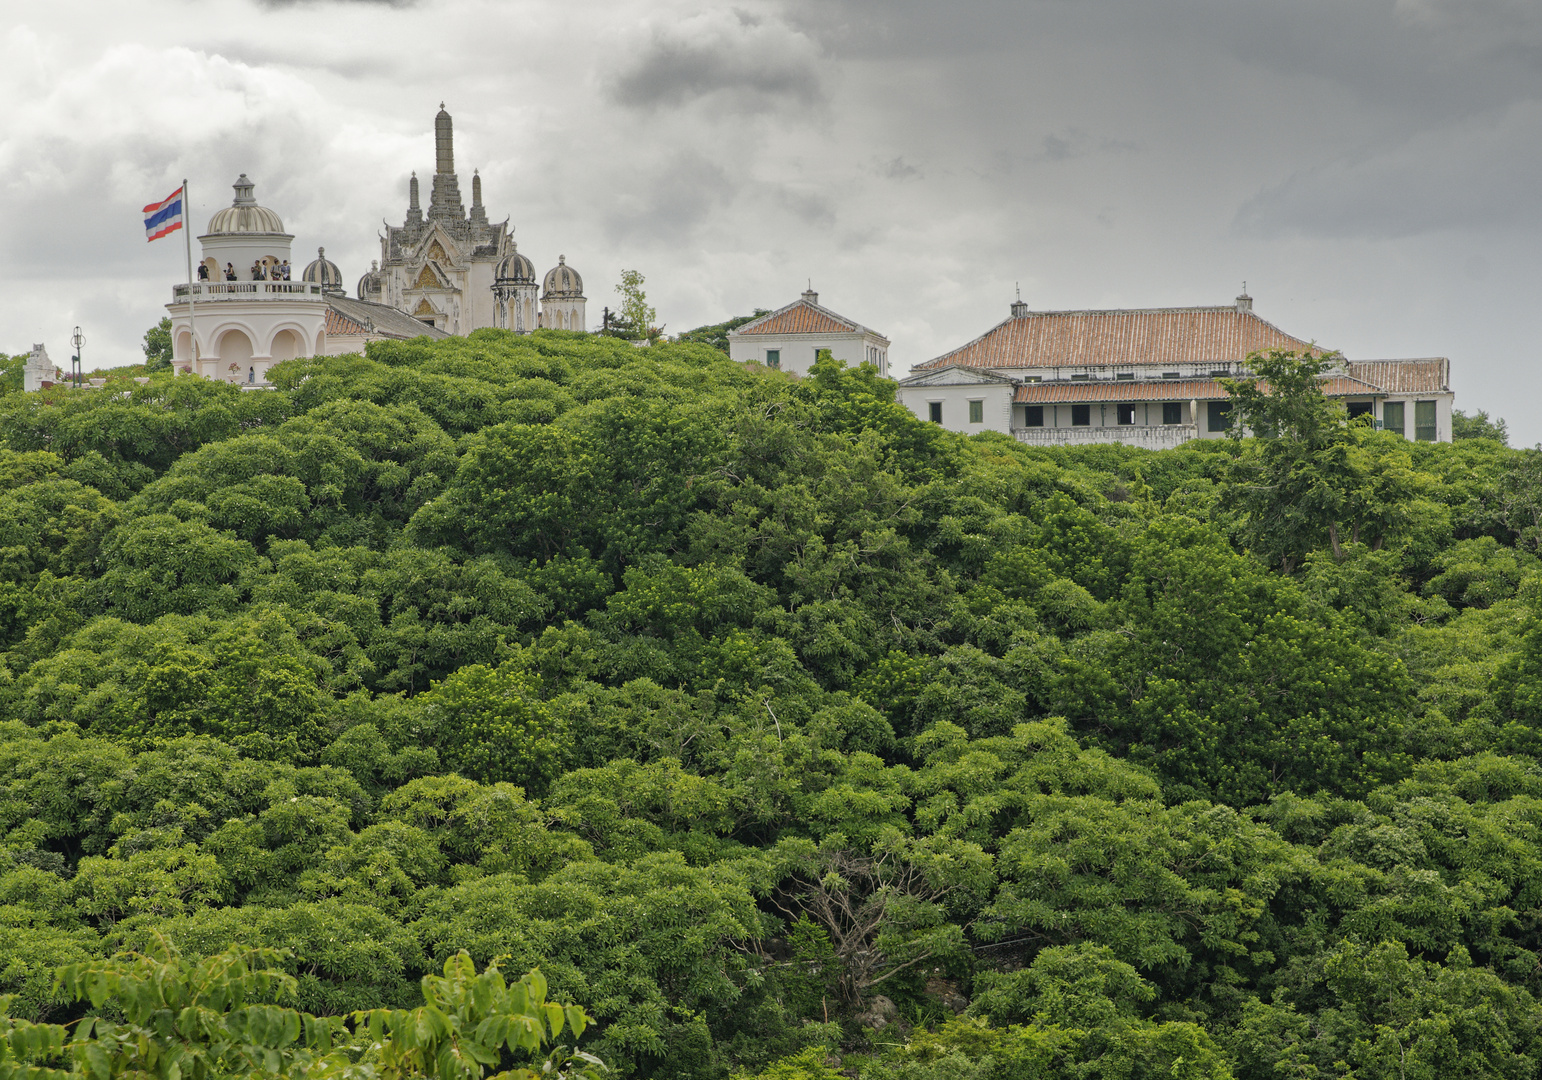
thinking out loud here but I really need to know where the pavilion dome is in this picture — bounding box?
[205,175,288,235]
[303,247,343,292]
[357,260,382,299]
[542,255,583,298]
[496,245,535,284]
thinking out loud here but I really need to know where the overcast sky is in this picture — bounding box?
[4,0,1541,440]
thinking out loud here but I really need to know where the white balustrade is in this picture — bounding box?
[1010,424,1201,450]
[171,281,325,300]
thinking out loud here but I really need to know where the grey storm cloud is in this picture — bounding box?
[601,152,738,243]
[1236,102,1542,239]
[610,10,824,112]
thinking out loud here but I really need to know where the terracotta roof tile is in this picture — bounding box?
[1014,375,1383,404]
[325,308,370,335]
[1345,359,1449,395]
[324,297,449,340]
[923,307,1318,370]
[736,301,862,336]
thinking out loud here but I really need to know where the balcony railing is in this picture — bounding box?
[1011,424,1201,450]
[172,282,325,301]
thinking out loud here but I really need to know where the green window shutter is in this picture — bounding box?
[1207,401,1233,432]
[969,400,984,424]
[1415,400,1437,441]
[1383,400,1405,437]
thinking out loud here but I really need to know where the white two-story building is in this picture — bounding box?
[897,292,1453,445]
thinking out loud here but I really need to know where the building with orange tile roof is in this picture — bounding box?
[728,288,890,377]
[896,291,1453,446]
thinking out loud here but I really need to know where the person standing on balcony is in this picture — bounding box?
[197,262,209,280]
[225,263,236,280]
[280,260,290,281]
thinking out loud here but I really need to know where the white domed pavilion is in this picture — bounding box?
[165,177,445,386]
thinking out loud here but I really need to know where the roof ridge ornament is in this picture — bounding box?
[1010,282,1029,318]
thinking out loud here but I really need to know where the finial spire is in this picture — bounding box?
[1010,283,1029,318]
[435,106,454,175]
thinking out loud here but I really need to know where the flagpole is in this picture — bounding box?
[182,179,197,373]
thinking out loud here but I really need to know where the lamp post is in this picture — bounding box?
[70,326,84,389]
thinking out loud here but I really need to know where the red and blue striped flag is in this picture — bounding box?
[142,186,185,242]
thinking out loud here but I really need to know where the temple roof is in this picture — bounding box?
[325,296,449,339]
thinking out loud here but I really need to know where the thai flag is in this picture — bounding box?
[143,186,184,242]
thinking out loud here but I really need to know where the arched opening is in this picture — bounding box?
[217,328,254,380]
[315,331,327,354]
[270,329,301,363]
[199,257,219,283]
[175,330,192,361]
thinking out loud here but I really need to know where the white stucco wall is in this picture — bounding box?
[167,294,326,384]
[1380,392,1454,442]
[200,232,294,280]
[897,383,1014,434]
[729,331,889,377]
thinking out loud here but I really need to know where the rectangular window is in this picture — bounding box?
[1207,401,1233,433]
[1023,405,1044,427]
[1162,371,1180,380]
[1071,403,1091,426]
[1116,403,1136,425]
[1415,400,1437,441]
[766,349,780,369]
[1209,368,1230,377]
[928,401,942,424]
[968,399,984,424]
[1071,373,1091,381]
[1383,400,1405,437]
[1115,372,1134,381]
[1162,401,1182,425]
[1347,400,1372,419]
[1024,376,1042,383]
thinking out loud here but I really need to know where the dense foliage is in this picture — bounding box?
[0,330,1537,1079]
[676,312,768,354]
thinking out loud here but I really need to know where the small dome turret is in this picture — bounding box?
[542,255,583,299]
[303,246,344,293]
[357,259,382,300]
[496,244,535,284]
[205,174,288,235]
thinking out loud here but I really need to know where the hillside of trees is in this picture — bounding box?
[0,330,1538,1079]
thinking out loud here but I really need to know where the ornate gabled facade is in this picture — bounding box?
[898,291,1455,445]
[364,106,587,335]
